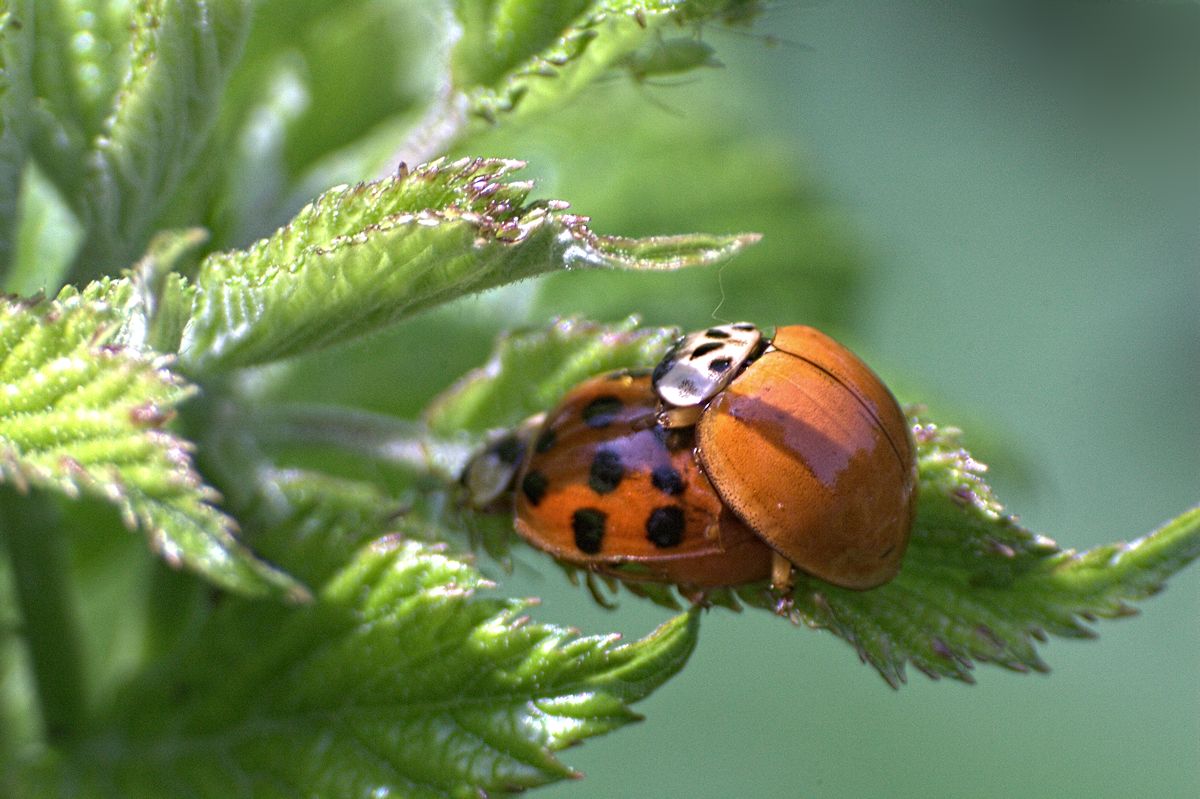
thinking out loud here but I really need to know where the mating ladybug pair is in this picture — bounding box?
[462,324,918,597]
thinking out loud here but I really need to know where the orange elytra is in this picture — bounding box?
[653,323,917,589]
[510,371,774,589]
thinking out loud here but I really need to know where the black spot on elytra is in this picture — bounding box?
[690,341,724,359]
[582,395,623,428]
[589,449,624,494]
[572,508,606,553]
[521,471,548,506]
[709,357,733,374]
[534,429,556,453]
[492,435,523,465]
[705,327,731,339]
[646,506,685,548]
[651,466,685,496]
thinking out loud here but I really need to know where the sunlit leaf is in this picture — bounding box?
[179,157,756,374]
[20,538,699,797]
[0,287,304,599]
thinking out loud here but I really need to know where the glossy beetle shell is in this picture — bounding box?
[694,325,917,589]
[513,371,774,588]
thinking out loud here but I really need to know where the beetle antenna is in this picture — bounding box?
[710,261,731,324]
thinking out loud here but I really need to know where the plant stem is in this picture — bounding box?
[0,488,86,744]
[249,403,477,482]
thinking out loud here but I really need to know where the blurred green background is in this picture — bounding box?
[238,1,1198,796]
[452,3,1198,797]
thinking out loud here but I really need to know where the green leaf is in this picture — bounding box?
[0,287,305,599]
[454,0,763,121]
[2,2,87,214]
[440,319,1200,683]
[83,0,253,278]
[735,423,1200,686]
[22,538,698,797]
[0,536,41,764]
[211,0,453,247]
[240,467,405,587]
[179,157,756,374]
[0,7,34,271]
[5,160,84,296]
[116,227,209,355]
[18,0,133,144]
[464,84,865,328]
[427,315,678,434]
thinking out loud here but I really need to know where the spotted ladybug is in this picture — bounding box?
[508,370,774,589]
[460,323,916,597]
[652,323,917,590]
[461,414,544,512]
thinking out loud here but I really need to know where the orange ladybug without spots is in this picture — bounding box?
[509,371,774,589]
[652,323,918,590]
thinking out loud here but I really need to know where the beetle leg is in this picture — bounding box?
[770,552,795,616]
[770,552,794,591]
[656,405,703,430]
[583,570,619,609]
[678,585,712,607]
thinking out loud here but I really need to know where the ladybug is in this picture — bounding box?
[512,370,774,589]
[460,323,916,597]
[461,414,545,512]
[652,323,917,590]
[462,371,774,591]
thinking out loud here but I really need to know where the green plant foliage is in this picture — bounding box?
[240,467,410,587]
[752,426,1200,686]
[5,161,84,296]
[0,9,34,271]
[0,1,766,784]
[455,0,767,121]
[460,69,866,330]
[211,0,450,246]
[0,2,1194,796]
[442,319,1200,684]
[9,538,699,798]
[84,0,255,278]
[427,316,680,434]
[180,158,756,374]
[0,288,303,599]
